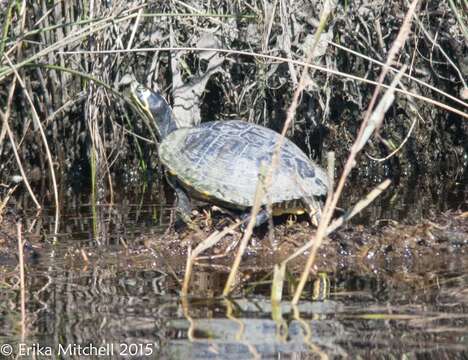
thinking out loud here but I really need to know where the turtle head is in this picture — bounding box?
[130,81,178,139]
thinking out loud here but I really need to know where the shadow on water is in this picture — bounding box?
[0,164,467,359]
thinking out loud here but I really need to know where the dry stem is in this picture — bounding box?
[292,0,421,304]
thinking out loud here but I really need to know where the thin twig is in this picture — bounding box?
[0,79,41,209]
[292,0,421,304]
[181,220,242,296]
[57,47,468,119]
[223,170,267,296]
[127,8,143,50]
[5,54,60,236]
[283,179,391,263]
[328,40,466,110]
[223,0,334,296]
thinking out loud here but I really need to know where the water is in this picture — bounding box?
[0,166,467,359]
[2,247,468,358]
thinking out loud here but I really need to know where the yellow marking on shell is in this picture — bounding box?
[272,208,306,216]
[176,175,216,201]
[272,199,307,216]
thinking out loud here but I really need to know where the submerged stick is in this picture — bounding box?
[17,221,26,337]
[181,220,242,296]
[223,171,266,296]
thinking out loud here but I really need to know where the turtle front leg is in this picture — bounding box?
[174,186,193,225]
[165,174,193,227]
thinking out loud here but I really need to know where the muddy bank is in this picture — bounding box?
[142,210,468,295]
[2,206,466,283]
[2,204,466,293]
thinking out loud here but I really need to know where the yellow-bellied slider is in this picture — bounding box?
[131,82,330,226]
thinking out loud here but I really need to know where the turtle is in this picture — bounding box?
[130,81,330,227]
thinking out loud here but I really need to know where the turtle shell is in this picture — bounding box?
[159,120,329,210]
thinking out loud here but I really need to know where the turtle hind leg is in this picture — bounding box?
[240,208,270,229]
[303,196,322,226]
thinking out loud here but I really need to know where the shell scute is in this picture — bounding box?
[159,120,329,209]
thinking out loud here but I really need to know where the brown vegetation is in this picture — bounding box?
[0,0,466,299]
[0,1,466,200]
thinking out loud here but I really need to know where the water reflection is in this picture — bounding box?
[1,246,468,359]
